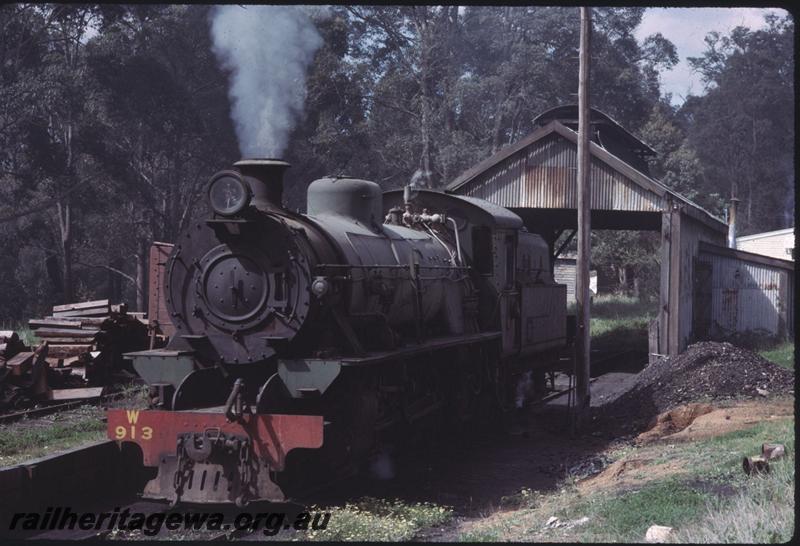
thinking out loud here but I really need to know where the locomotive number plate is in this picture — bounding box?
[112,410,154,440]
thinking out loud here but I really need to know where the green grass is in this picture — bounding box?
[590,293,658,320]
[759,342,794,370]
[587,294,657,353]
[304,498,452,541]
[670,453,794,543]
[667,416,795,543]
[458,528,504,542]
[0,321,40,346]
[571,479,712,541]
[15,326,40,347]
[453,411,794,543]
[0,406,106,466]
[647,416,793,481]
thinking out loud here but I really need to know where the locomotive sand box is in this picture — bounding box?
[108,159,572,505]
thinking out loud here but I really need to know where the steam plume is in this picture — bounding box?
[210,5,324,157]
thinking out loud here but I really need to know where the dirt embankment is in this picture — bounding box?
[596,341,794,433]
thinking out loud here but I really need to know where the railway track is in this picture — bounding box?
[0,386,142,425]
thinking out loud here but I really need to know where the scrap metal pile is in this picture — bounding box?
[0,299,149,411]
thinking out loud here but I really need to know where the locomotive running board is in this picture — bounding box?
[338,331,502,366]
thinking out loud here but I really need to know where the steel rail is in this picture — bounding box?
[0,386,143,425]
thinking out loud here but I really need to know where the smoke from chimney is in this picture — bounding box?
[210,5,325,157]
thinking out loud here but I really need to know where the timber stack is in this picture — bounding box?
[0,299,149,412]
[28,299,148,382]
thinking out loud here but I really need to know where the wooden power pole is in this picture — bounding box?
[574,6,592,430]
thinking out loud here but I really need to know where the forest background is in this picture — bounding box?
[0,5,793,318]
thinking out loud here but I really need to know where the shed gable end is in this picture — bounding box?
[459,132,664,213]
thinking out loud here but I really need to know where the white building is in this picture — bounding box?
[736,227,795,261]
[554,252,597,303]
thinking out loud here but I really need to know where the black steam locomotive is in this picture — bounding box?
[108,159,568,506]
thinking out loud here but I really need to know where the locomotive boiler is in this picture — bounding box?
[107,159,568,506]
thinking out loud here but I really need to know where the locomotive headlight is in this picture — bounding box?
[208,171,251,216]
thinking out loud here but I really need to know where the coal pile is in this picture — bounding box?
[598,341,794,430]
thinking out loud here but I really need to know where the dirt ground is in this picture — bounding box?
[579,397,794,494]
[317,342,795,540]
[410,394,793,541]
[313,370,639,516]
[638,398,794,444]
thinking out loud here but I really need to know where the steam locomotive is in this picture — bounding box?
[107,159,569,506]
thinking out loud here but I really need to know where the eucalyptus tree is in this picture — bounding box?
[85,4,238,309]
[0,4,104,307]
[681,14,794,233]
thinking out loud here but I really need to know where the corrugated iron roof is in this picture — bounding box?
[446,120,726,233]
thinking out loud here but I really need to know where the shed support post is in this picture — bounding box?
[659,207,671,356]
[573,6,592,431]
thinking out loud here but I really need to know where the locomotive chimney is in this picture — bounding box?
[234,158,291,209]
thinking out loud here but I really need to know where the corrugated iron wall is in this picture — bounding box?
[699,250,793,339]
[675,213,727,350]
[460,134,664,212]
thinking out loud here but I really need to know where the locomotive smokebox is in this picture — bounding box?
[234,158,291,210]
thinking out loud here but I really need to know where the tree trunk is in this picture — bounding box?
[490,99,505,154]
[109,256,124,303]
[419,72,434,187]
[490,7,514,154]
[62,237,73,303]
[57,199,73,303]
[411,7,435,188]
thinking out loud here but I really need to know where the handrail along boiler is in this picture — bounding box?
[107,158,568,505]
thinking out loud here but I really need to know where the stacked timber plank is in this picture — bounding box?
[29,319,99,362]
[0,299,149,412]
[29,299,134,367]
